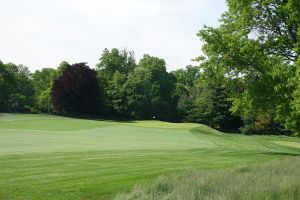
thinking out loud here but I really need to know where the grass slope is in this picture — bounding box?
[0,114,299,200]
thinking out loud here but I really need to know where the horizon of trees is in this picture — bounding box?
[0,0,299,136]
[0,51,242,132]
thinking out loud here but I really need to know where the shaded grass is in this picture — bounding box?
[113,156,300,200]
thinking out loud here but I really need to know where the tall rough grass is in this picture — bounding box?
[113,156,300,200]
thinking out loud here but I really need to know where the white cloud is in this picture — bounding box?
[0,0,227,71]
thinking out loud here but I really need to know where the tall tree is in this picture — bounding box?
[289,60,300,135]
[0,61,34,112]
[32,68,57,113]
[96,48,136,116]
[125,55,176,120]
[172,65,201,121]
[0,61,14,111]
[125,67,153,119]
[51,63,102,115]
[197,0,300,134]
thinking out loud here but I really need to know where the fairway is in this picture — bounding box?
[0,114,300,200]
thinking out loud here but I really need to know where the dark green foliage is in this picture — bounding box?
[172,65,242,130]
[125,67,153,119]
[96,50,176,121]
[127,55,176,120]
[172,66,201,120]
[96,48,136,117]
[0,61,13,111]
[0,61,34,112]
[182,86,241,130]
[51,63,102,115]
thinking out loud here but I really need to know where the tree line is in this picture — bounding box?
[1,0,299,136]
[0,50,241,130]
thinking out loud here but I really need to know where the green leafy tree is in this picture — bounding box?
[96,48,136,117]
[0,61,34,112]
[197,0,300,134]
[0,61,14,111]
[124,55,176,120]
[56,61,69,78]
[172,65,201,120]
[32,68,57,113]
[288,60,300,135]
[125,67,153,119]
[137,55,176,120]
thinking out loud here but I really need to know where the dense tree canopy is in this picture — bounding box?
[197,0,300,134]
[0,61,34,112]
[32,68,57,113]
[125,55,176,120]
[51,63,102,116]
[96,50,176,120]
[96,48,136,117]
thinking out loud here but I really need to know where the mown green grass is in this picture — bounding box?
[0,114,300,200]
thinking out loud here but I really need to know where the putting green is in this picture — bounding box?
[0,114,299,200]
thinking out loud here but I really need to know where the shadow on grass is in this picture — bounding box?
[51,113,183,123]
[54,113,138,123]
[260,151,300,156]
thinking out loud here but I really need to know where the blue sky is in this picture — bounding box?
[0,0,227,71]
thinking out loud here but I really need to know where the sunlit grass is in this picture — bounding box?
[0,114,299,199]
[273,141,300,149]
